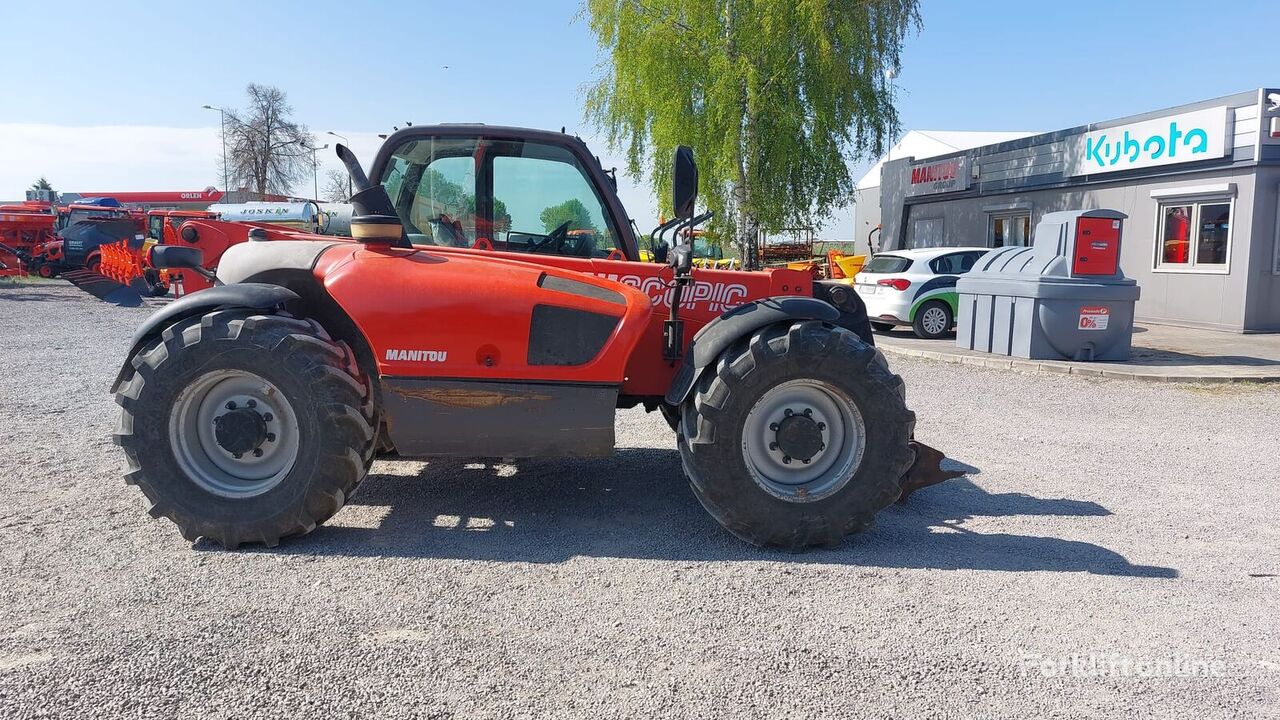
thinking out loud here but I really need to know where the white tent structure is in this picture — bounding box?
[852,130,1036,252]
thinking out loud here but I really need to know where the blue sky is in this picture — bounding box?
[2,0,1277,232]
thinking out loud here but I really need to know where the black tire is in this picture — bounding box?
[912,300,953,340]
[113,310,376,548]
[870,321,895,332]
[678,321,915,549]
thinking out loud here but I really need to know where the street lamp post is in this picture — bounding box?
[298,141,329,200]
[326,131,351,197]
[202,105,229,198]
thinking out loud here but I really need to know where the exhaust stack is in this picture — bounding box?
[334,144,408,247]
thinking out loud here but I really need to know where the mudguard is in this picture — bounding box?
[109,283,300,392]
[663,296,840,406]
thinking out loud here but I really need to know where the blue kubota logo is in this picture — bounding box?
[1085,121,1211,170]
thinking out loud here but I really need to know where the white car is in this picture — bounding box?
[853,247,990,339]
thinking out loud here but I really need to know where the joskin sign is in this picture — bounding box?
[1065,106,1229,177]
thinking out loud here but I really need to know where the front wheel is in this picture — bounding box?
[870,321,895,332]
[678,321,915,549]
[912,300,953,340]
[113,310,375,548]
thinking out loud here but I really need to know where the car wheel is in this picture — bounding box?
[912,300,952,340]
[870,321,895,333]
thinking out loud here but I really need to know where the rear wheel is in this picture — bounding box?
[678,321,915,549]
[114,310,375,548]
[912,300,952,340]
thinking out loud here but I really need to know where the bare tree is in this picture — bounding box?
[320,169,350,202]
[223,84,312,195]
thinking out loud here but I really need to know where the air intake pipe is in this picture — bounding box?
[335,144,409,248]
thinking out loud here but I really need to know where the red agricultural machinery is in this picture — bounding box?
[96,209,223,297]
[114,125,960,550]
[0,202,57,278]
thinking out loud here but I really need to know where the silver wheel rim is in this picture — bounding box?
[741,379,866,502]
[168,369,300,498]
[921,306,949,335]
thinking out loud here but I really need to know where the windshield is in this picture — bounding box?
[862,254,913,273]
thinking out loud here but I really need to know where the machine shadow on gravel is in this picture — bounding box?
[0,289,81,303]
[249,449,1176,578]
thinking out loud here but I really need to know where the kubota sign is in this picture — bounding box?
[1065,106,1229,176]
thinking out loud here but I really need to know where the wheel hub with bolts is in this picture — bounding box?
[212,405,270,457]
[742,379,866,502]
[169,370,299,498]
[770,409,826,464]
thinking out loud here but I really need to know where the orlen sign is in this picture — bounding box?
[905,156,971,196]
[1066,106,1229,176]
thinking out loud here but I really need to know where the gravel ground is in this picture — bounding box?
[1,282,1277,719]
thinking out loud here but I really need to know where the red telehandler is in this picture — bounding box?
[113,125,960,550]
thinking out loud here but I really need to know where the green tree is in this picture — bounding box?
[465,195,512,231]
[30,177,54,192]
[540,198,599,234]
[584,0,918,261]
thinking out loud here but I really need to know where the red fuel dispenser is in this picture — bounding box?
[1071,216,1122,276]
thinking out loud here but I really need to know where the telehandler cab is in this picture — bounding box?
[113,125,960,549]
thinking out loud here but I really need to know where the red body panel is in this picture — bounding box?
[313,243,811,398]
[314,245,653,387]
[1072,217,1121,276]
[169,219,285,293]
[183,219,813,399]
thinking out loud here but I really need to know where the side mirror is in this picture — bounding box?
[668,243,694,276]
[150,245,204,270]
[672,145,697,221]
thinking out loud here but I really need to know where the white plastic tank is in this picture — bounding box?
[207,202,320,230]
[316,203,353,236]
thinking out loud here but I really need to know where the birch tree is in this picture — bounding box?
[584,0,918,261]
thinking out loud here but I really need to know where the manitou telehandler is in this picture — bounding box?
[113,125,959,550]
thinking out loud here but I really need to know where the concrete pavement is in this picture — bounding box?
[875,322,1280,383]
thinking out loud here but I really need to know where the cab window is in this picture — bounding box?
[379,135,621,258]
[381,137,480,247]
[490,141,617,258]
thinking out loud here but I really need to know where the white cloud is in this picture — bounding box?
[0,124,386,201]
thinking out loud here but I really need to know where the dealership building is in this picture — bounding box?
[856,88,1280,332]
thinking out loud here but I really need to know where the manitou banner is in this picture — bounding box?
[905,156,971,196]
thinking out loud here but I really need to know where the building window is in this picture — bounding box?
[1156,199,1231,270]
[989,212,1031,248]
